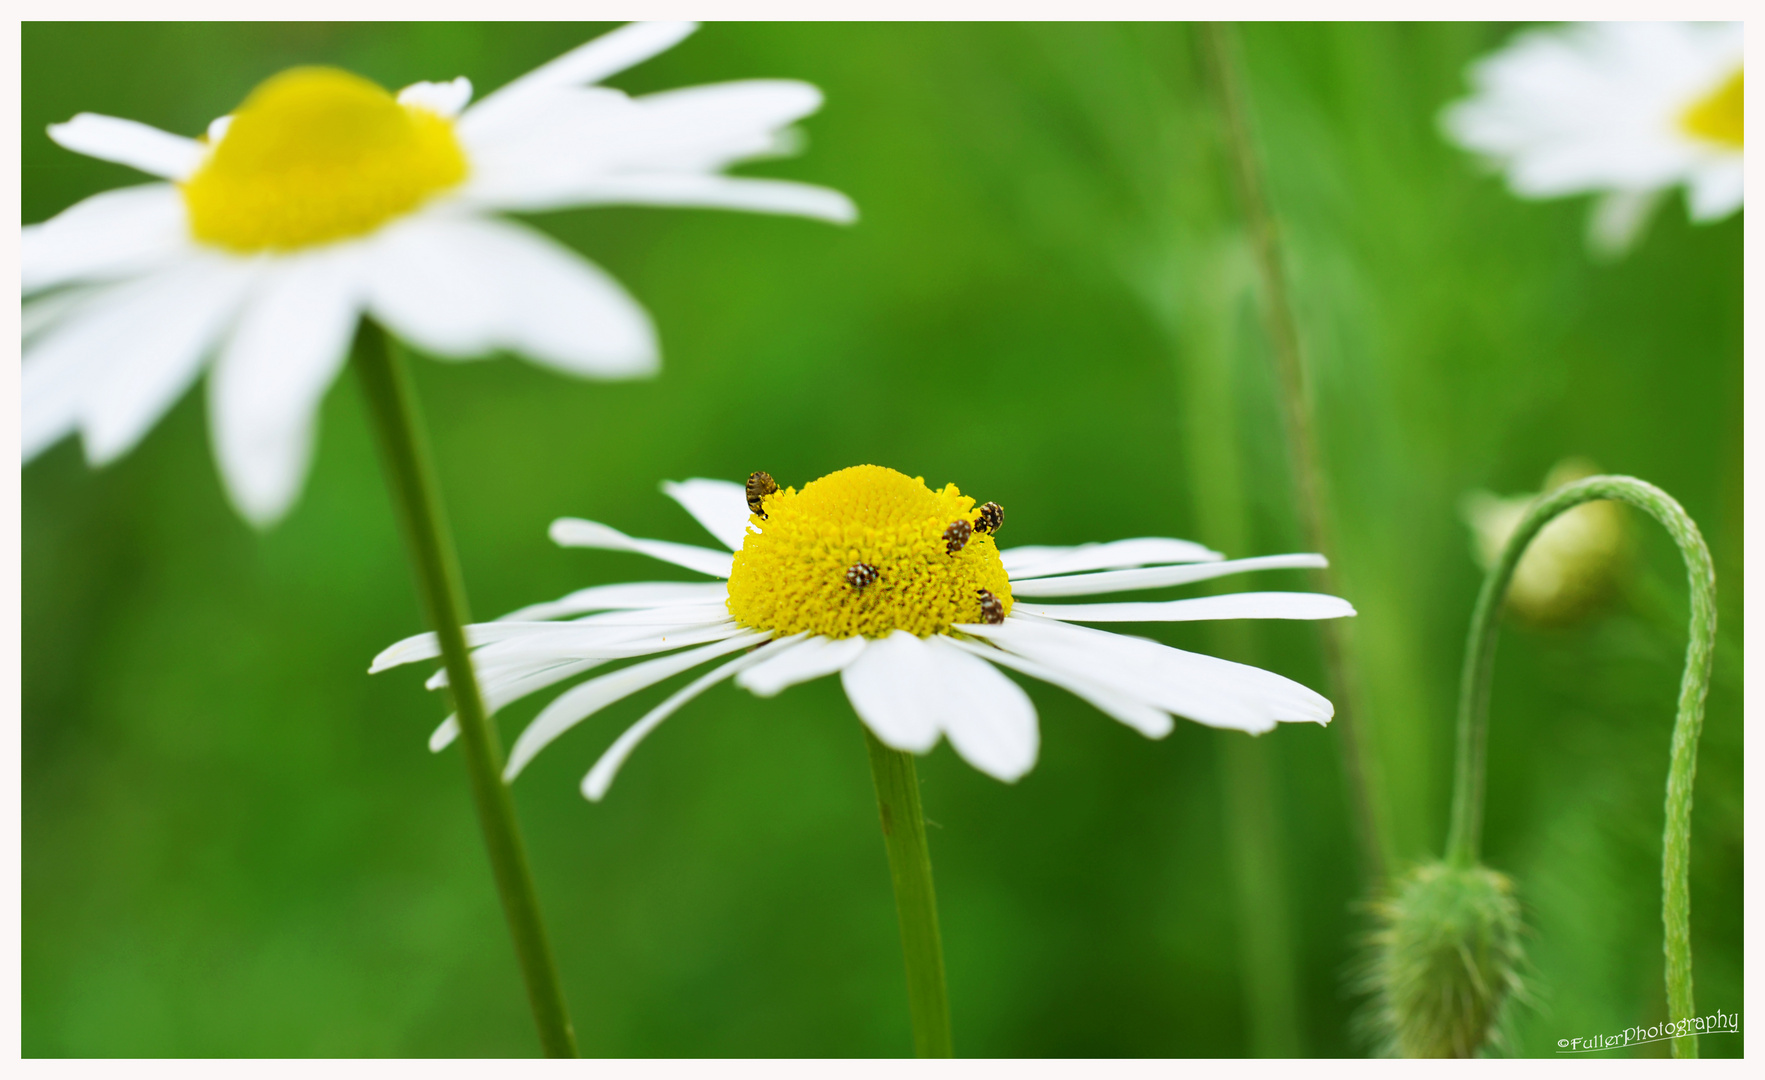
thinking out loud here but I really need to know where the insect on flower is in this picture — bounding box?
[373,466,1357,797]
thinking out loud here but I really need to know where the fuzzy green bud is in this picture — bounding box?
[1461,458,1629,626]
[1359,861,1525,1058]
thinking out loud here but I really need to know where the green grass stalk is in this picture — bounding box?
[1198,21,1393,886]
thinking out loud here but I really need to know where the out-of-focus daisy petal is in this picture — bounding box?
[737,634,867,698]
[1586,189,1665,260]
[23,184,190,294]
[22,286,103,342]
[465,21,698,131]
[397,77,473,118]
[364,215,657,379]
[536,174,858,223]
[209,248,363,527]
[926,637,1039,782]
[662,478,755,551]
[1017,592,1356,623]
[1001,538,1223,578]
[614,81,825,170]
[1009,553,1327,598]
[1686,159,1743,221]
[47,113,207,180]
[841,630,943,753]
[507,630,766,780]
[23,256,256,466]
[548,517,735,578]
[498,581,731,622]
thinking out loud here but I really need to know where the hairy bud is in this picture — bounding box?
[1357,861,1525,1058]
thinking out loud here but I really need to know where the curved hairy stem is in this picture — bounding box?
[1444,475,1715,1058]
[354,320,579,1057]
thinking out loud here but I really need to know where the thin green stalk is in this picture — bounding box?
[862,727,953,1058]
[1217,732,1303,1056]
[1166,230,1305,1056]
[1443,475,1715,1059]
[1198,21,1393,885]
[353,320,578,1058]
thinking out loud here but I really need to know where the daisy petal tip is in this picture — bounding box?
[429,716,460,753]
[580,768,613,803]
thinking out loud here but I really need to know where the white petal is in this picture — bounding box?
[925,637,1039,783]
[944,637,1172,739]
[398,77,474,118]
[839,631,942,753]
[1585,188,1664,260]
[967,616,1332,733]
[617,80,825,170]
[22,288,112,460]
[23,286,102,342]
[22,256,254,467]
[463,620,742,671]
[548,517,734,578]
[22,183,190,294]
[514,174,858,223]
[1017,592,1356,623]
[365,214,657,379]
[736,634,867,698]
[496,580,729,622]
[581,632,801,802]
[1001,538,1223,579]
[661,478,754,551]
[372,621,583,672]
[505,630,767,780]
[429,716,460,753]
[1685,159,1743,222]
[466,21,698,130]
[1009,553,1327,598]
[427,657,608,753]
[208,249,363,527]
[374,610,735,673]
[48,113,206,179]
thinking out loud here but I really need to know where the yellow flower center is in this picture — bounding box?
[182,67,468,253]
[727,465,1013,639]
[1681,68,1743,150]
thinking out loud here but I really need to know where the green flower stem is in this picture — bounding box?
[1444,476,1716,1059]
[1198,22,1392,886]
[862,727,954,1058]
[353,320,579,1058]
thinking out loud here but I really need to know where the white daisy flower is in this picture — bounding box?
[371,465,1356,798]
[22,21,855,525]
[1442,21,1743,257]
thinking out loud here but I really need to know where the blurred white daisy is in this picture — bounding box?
[1442,22,1742,258]
[22,21,855,525]
[371,466,1355,797]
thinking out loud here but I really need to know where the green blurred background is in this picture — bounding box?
[22,22,1742,1057]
